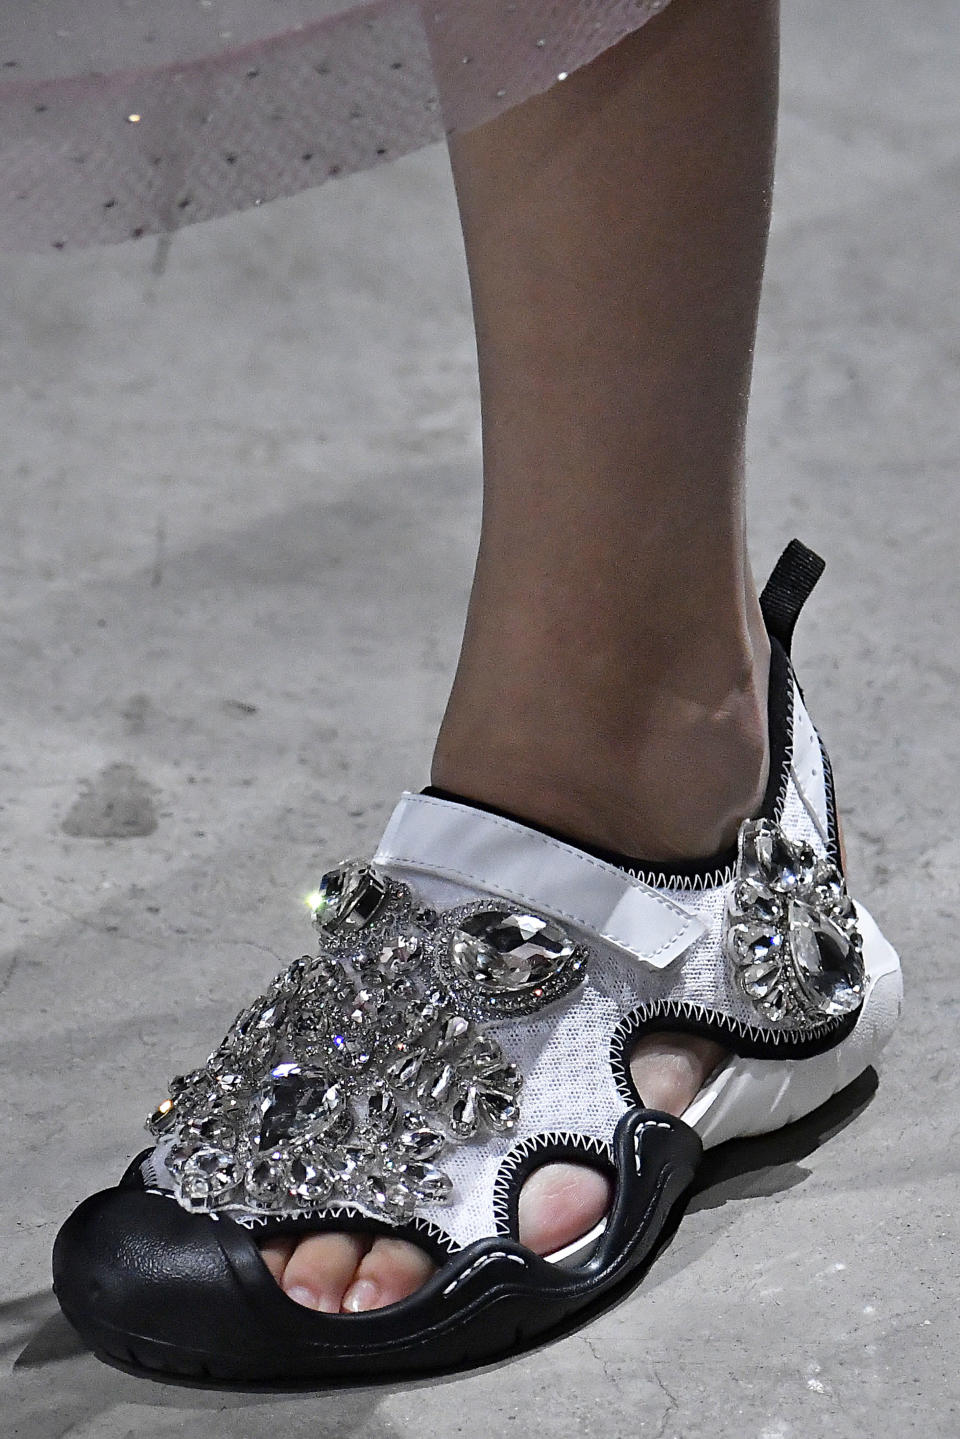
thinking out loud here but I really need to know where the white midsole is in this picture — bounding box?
[546,901,902,1267]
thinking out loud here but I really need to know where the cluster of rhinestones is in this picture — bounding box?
[725,820,865,1025]
[147,861,585,1223]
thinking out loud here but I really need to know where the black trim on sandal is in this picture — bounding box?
[53,1110,702,1383]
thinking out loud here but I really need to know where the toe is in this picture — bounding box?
[515,1035,727,1259]
[341,1237,436,1313]
[629,1031,728,1115]
[259,1236,296,1283]
[280,1231,370,1313]
[517,1162,613,1256]
[267,1036,726,1313]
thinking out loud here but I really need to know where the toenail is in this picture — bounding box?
[284,1283,324,1312]
[342,1279,380,1313]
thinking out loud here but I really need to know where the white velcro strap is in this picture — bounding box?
[374,793,706,971]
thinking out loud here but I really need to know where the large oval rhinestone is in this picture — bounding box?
[450,911,575,993]
[311,861,388,931]
[788,904,864,1016]
[254,1062,346,1149]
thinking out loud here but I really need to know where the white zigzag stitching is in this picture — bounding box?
[492,1131,614,1234]
[608,997,842,1099]
[231,1203,460,1252]
[624,864,734,893]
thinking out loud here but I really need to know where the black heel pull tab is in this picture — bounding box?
[759,539,826,655]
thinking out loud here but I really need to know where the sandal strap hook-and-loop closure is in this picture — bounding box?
[374,792,708,971]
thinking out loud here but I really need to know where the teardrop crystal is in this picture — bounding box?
[788,905,863,1016]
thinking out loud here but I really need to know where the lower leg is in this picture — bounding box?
[274,0,780,1311]
[433,0,779,861]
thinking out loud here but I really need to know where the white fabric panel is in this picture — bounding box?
[788,682,830,844]
[145,687,902,1252]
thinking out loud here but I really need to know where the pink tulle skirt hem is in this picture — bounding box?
[0,0,672,253]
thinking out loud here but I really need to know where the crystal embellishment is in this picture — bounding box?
[438,905,587,1019]
[725,819,864,1025]
[310,861,388,932]
[254,1063,349,1150]
[176,1150,241,1211]
[149,863,563,1226]
[452,911,575,990]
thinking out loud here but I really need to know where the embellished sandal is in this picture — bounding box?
[53,541,902,1382]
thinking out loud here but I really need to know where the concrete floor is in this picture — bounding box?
[1,1,958,1434]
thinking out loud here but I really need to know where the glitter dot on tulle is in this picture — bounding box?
[0,0,682,252]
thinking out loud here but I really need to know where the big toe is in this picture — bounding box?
[277,1231,370,1314]
[341,1237,437,1313]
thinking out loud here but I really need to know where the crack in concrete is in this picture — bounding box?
[46,901,170,949]
[650,1362,680,1439]
[0,952,19,999]
[217,937,287,966]
[583,1335,614,1382]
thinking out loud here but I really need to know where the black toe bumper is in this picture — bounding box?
[53,1109,702,1384]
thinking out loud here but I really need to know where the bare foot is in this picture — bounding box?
[261,1031,727,1313]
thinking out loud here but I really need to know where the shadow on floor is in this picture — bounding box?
[633,1065,881,1304]
[688,1066,879,1213]
[13,1299,86,1370]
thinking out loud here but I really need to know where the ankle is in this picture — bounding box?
[432,619,771,862]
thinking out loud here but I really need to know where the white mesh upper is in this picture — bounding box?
[378,681,836,1246]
